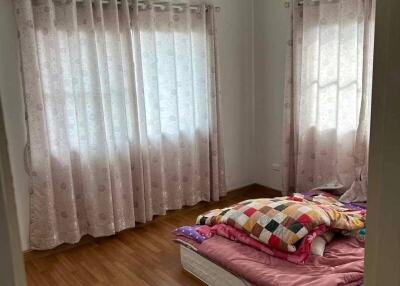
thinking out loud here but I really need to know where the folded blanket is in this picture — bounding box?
[174,223,330,264]
[196,193,365,253]
[207,224,328,264]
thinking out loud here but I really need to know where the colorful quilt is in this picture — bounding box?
[196,193,365,252]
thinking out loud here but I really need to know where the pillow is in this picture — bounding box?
[311,232,334,256]
[173,226,207,243]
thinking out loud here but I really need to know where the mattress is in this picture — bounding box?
[180,245,251,286]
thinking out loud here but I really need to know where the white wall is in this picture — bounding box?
[253,0,291,191]
[214,0,255,190]
[0,0,30,252]
[0,92,27,286]
[0,0,256,251]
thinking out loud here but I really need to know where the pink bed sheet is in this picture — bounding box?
[197,236,364,286]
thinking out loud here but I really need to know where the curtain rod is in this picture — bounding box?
[298,0,338,6]
[73,0,221,11]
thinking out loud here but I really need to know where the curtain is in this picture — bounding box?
[282,0,375,200]
[14,0,226,250]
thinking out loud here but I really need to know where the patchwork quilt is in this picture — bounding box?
[196,193,365,252]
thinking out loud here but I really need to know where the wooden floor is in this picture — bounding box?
[25,184,280,286]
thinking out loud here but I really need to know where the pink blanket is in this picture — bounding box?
[199,224,328,264]
[197,236,364,286]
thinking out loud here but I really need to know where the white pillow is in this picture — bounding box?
[311,232,335,256]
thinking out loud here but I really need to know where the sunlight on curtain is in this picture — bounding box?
[283,0,375,199]
[14,0,225,250]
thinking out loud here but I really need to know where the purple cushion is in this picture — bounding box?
[173,226,207,243]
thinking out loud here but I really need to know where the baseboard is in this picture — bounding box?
[226,182,256,192]
[252,183,282,194]
[23,235,97,261]
[228,182,280,193]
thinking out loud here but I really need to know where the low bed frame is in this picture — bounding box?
[180,245,251,286]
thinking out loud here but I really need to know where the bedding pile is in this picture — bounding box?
[173,192,366,285]
[196,235,365,286]
[196,192,365,253]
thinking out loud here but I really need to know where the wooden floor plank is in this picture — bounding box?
[25,184,280,285]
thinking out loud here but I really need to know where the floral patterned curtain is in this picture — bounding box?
[282,0,375,201]
[14,0,225,250]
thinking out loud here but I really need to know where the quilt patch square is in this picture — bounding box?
[259,229,272,242]
[265,208,279,218]
[259,205,272,213]
[243,207,257,217]
[274,204,289,211]
[281,216,296,227]
[297,205,312,214]
[273,224,286,240]
[266,202,281,208]
[281,225,297,242]
[243,217,258,231]
[250,210,263,221]
[297,214,312,225]
[236,213,249,227]
[272,212,286,223]
[268,234,281,248]
[251,223,264,237]
[287,221,304,233]
[265,220,280,232]
[258,214,272,227]
[281,204,300,217]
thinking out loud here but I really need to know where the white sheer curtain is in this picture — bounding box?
[282,0,375,200]
[14,0,226,250]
